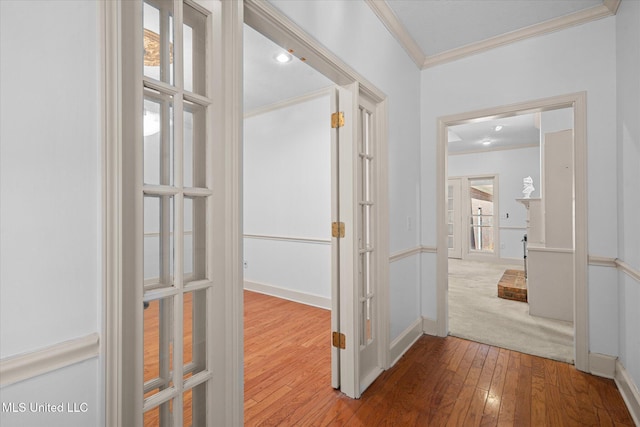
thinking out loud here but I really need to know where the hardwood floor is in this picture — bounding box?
[244,290,635,426]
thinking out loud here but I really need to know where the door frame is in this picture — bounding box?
[243,0,390,398]
[436,92,589,371]
[454,174,501,261]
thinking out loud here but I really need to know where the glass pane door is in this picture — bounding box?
[142,1,212,425]
[468,178,495,253]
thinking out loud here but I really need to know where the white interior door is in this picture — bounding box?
[331,84,383,399]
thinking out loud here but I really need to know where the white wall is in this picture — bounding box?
[616,0,640,397]
[421,16,618,349]
[243,94,332,303]
[268,0,423,343]
[0,1,102,425]
[449,146,540,260]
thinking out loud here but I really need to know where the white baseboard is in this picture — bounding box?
[243,280,331,310]
[0,333,100,387]
[589,352,617,379]
[615,360,640,427]
[422,316,439,336]
[389,318,423,367]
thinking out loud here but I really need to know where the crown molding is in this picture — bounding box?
[423,2,618,68]
[243,86,333,118]
[364,0,425,68]
[366,0,620,70]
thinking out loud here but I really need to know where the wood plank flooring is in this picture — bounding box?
[244,290,635,426]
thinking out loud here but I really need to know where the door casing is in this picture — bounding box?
[436,92,589,371]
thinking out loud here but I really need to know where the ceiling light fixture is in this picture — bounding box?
[275,52,292,63]
[482,138,492,146]
[494,125,503,132]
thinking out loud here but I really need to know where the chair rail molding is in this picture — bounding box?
[0,333,100,387]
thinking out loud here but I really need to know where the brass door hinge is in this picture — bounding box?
[332,222,345,238]
[331,112,345,128]
[332,331,346,349]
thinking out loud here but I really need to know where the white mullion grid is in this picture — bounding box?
[144,77,180,96]
[184,91,212,107]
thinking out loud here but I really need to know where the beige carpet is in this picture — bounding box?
[448,258,574,364]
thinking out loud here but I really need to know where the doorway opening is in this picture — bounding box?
[436,93,589,371]
[242,0,391,410]
[242,22,336,422]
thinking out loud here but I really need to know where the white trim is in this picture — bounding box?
[615,359,640,427]
[244,281,331,310]
[243,0,386,103]
[422,2,619,68]
[363,0,424,68]
[527,245,575,254]
[421,245,438,254]
[589,352,617,379]
[365,1,620,70]
[388,245,437,262]
[101,0,123,424]
[243,233,331,245]
[437,92,590,371]
[449,142,539,156]
[243,86,333,118]
[389,318,423,367]
[587,256,640,282]
[0,333,100,387]
[389,246,421,262]
[588,255,617,268]
[221,1,245,425]
[422,317,438,336]
[618,259,640,282]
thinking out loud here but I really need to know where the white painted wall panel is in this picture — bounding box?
[389,256,421,342]
[243,237,331,300]
[619,272,640,395]
[616,0,640,398]
[420,253,438,321]
[0,359,100,427]
[0,1,100,358]
[588,266,619,356]
[244,95,331,240]
[244,95,332,299]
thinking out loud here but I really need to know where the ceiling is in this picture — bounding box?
[244,24,333,112]
[386,0,602,57]
[371,0,618,67]
[448,113,540,154]
[244,0,615,148]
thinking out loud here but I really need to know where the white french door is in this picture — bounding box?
[116,0,238,425]
[331,85,383,399]
[448,176,499,260]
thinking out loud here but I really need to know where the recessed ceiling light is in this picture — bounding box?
[494,125,503,132]
[482,138,492,146]
[275,52,292,63]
